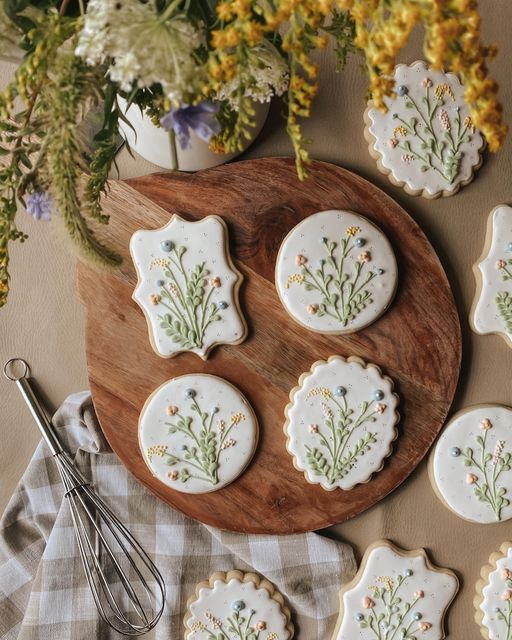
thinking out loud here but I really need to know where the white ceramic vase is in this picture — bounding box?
[117,97,270,171]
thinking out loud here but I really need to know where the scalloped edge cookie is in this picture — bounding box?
[130,213,247,360]
[184,570,294,639]
[283,355,400,491]
[331,539,459,640]
[474,541,512,639]
[363,60,485,199]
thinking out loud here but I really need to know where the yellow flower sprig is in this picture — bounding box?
[337,0,507,152]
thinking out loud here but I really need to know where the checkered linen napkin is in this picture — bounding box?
[0,392,356,640]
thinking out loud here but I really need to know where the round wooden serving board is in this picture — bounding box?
[77,157,461,534]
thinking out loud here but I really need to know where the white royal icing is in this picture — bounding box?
[480,545,512,639]
[139,374,258,494]
[432,405,512,523]
[284,356,399,490]
[130,214,246,359]
[335,543,458,640]
[366,61,484,197]
[472,205,512,348]
[275,210,397,334]
[186,577,291,640]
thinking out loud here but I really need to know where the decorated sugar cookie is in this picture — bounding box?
[475,542,512,640]
[184,570,294,640]
[364,60,485,198]
[275,210,397,335]
[430,405,512,523]
[332,540,458,640]
[471,205,512,349]
[139,374,258,494]
[284,356,399,491]
[130,214,247,359]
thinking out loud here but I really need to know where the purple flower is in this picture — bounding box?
[26,191,52,221]
[160,102,221,150]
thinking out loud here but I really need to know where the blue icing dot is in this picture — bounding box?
[404,569,413,577]
[373,390,384,401]
[377,268,385,275]
[334,386,347,397]
[355,238,366,247]
[212,406,219,414]
[450,446,461,457]
[397,85,409,96]
[160,240,174,252]
[507,242,512,252]
[232,600,245,612]
[494,607,501,613]
[355,613,364,622]
[218,301,228,310]
[392,113,398,119]
[185,389,196,399]
[412,612,422,621]
[321,237,328,244]
[156,279,164,287]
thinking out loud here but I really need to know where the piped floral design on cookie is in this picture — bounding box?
[365,61,485,198]
[130,214,247,359]
[431,405,512,523]
[139,374,258,494]
[476,542,512,640]
[332,541,458,640]
[284,356,399,491]
[184,570,293,640]
[276,210,397,335]
[472,205,512,348]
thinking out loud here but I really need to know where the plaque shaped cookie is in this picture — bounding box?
[471,205,512,349]
[184,570,294,640]
[475,542,512,640]
[430,405,512,524]
[332,540,459,640]
[284,356,399,491]
[364,60,485,198]
[130,214,247,359]
[139,374,258,494]
[275,210,397,335]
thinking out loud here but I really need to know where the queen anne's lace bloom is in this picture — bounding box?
[216,40,289,108]
[75,0,204,104]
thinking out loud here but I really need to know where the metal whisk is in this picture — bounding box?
[4,358,166,636]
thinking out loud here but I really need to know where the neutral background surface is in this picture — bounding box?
[1,5,512,638]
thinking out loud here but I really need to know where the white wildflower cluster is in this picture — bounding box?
[75,0,205,104]
[217,40,289,108]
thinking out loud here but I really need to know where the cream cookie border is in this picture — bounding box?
[469,204,512,349]
[428,403,512,525]
[183,570,294,640]
[138,373,259,494]
[274,210,398,336]
[363,60,485,200]
[474,541,512,639]
[330,539,459,640]
[130,213,248,360]
[283,355,400,491]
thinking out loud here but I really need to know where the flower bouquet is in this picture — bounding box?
[0,0,507,307]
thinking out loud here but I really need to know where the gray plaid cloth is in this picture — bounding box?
[0,392,356,640]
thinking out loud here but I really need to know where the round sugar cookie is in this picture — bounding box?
[284,355,399,491]
[139,374,258,494]
[475,542,512,640]
[184,570,294,640]
[275,210,397,335]
[364,60,485,198]
[430,405,512,523]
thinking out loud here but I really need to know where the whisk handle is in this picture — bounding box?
[4,358,63,456]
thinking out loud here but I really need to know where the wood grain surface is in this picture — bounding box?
[76,157,461,534]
